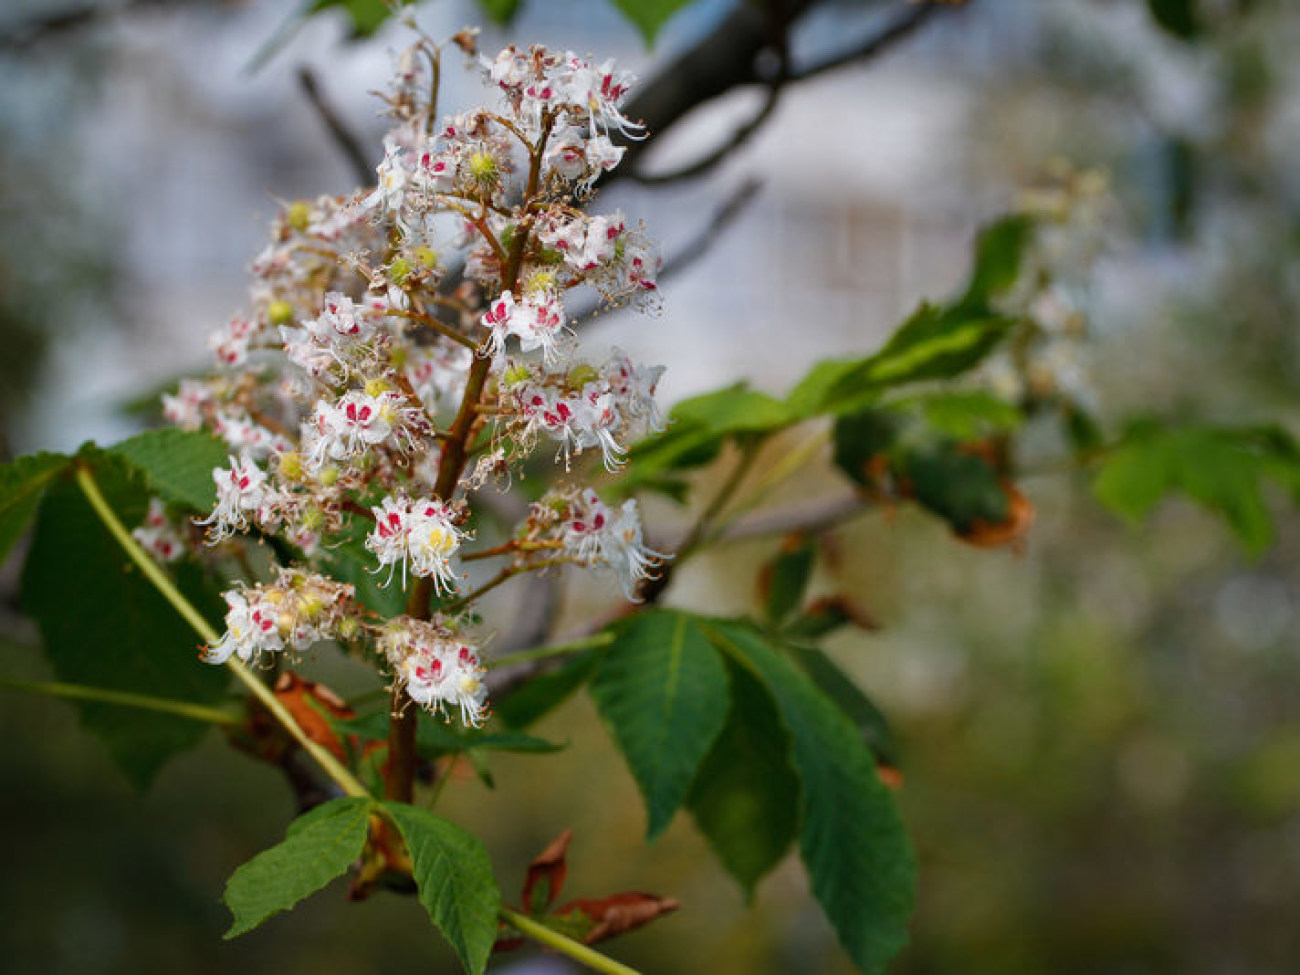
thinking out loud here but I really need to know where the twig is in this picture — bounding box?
[789,1,946,82]
[629,84,781,186]
[297,67,372,187]
[0,0,181,52]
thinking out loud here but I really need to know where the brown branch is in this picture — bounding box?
[789,1,947,82]
[297,66,372,188]
[609,0,958,188]
[0,0,188,52]
[628,83,782,186]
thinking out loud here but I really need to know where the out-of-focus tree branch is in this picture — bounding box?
[0,0,206,52]
[297,66,373,187]
[612,0,962,187]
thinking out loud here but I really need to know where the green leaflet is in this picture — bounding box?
[1092,425,1300,557]
[20,458,229,787]
[589,610,729,839]
[609,0,693,46]
[703,620,916,975]
[688,659,798,896]
[382,801,502,975]
[479,0,523,24]
[0,451,69,563]
[223,798,372,938]
[107,428,229,512]
[761,535,817,627]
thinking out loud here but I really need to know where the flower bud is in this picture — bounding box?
[317,465,341,487]
[337,615,360,641]
[286,201,312,232]
[389,256,413,285]
[526,270,557,294]
[267,300,294,328]
[414,245,438,268]
[278,451,306,481]
[300,506,326,532]
[364,377,393,397]
[566,364,599,391]
[467,150,498,185]
[297,592,325,620]
[503,363,532,387]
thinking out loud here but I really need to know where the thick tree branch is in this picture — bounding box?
[612,0,958,187]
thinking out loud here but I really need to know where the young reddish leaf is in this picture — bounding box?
[956,481,1035,549]
[556,892,681,946]
[272,673,356,761]
[522,829,572,916]
[784,595,881,641]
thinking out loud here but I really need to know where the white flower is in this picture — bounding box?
[161,379,213,430]
[382,618,489,727]
[366,495,464,592]
[200,453,269,540]
[402,640,488,727]
[132,498,185,563]
[202,589,281,664]
[561,489,662,599]
[202,571,357,665]
[480,289,571,363]
[365,139,412,215]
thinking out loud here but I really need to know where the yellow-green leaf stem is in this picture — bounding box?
[499,908,642,975]
[73,463,370,799]
[0,676,242,726]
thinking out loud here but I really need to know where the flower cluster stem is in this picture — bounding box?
[74,463,370,799]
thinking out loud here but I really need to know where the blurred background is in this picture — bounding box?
[2,0,1299,972]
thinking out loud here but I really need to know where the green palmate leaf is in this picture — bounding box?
[703,621,915,975]
[610,0,693,46]
[1146,0,1200,39]
[478,0,523,23]
[860,303,1016,388]
[761,535,817,627]
[911,390,1023,441]
[671,384,792,435]
[108,428,229,511]
[382,802,502,975]
[1093,425,1298,557]
[223,798,372,938]
[21,459,229,787]
[901,443,1009,533]
[832,408,901,488]
[959,215,1035,310]
[688,660,798,896]
[0,452,69,563]
[494,650,602,729]
[590,610,730,839]
[786,645,899,769]
[786,358,881,421]
[309,0,410,37]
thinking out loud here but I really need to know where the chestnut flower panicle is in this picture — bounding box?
[177,35,669,726]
